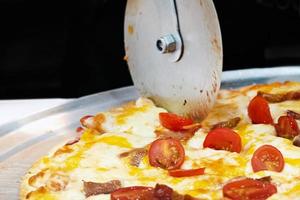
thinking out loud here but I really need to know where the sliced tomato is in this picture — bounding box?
[168,168,205,177]
[159,112,193,131]
[203,128,242,153]
[111,186,154,200]
[251,145,284,172]
[149,138,185,170]
[274,116,300,139]
[223,178,277,200]
[248,95,273,124]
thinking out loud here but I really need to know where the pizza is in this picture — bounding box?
[20,81,300,200]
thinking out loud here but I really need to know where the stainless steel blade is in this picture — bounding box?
[124,0,223,120]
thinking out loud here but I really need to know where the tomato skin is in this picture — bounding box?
[223,178,277,200]
[159,112,193,131]
[111,186,154,200]
[248,95,273,124]
[203,128,242,153]
[251,145,284,172]
[168,168,205,177]
[149,138,185,170]
[274,116,300,139]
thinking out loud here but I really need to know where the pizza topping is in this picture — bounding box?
[149,138,185,170]
[293,135,300,147]
[255,176,272,183]
[111,186,154,200]
[248,95,273,124]
[84,180,122,197]
[274,115,300,139]
[28,170,48,188]
[153,184,173,200]
[251,145,284,172]
[159,112,194,131]
[287,110,300,119]
[223,177,277,200]
[211,117,241,130]
[168,168,205,178]
[203,128,242,153]
[80,113,106,133]
[155,129,195,142]
[66,127,85,145]
[119,147,148,167]
[155,122,201,142]
[80,115,94,128]
[45,173,69,192]
[25,186,49,199]
[54,145,74,157]
[258,90,300,103]
[111,184,196,200]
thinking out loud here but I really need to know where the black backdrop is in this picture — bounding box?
[1,0,300,99]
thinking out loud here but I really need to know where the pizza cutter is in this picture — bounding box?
[124,0,223,120]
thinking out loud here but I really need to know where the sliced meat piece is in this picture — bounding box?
[287,110,300,120]
[155,123,201,142]
[293,135,300,147]
[119,148,148,167]
[258,91,300,103]
[66,126,85,145]
[211,117,241,130]
[155,130,194,141]
[83,180,121,197]
[110,184,200,200]
[255,176,272,183]
[80,113,106,133]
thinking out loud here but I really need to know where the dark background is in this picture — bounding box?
[1,0,300,99]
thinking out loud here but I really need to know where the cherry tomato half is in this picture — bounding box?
[223,178,277,200]
[149,138,185,170]
[168,168,205,178]
[203,128,242,153]
[251,145,284,172]
[274,115,300,139]
[159,112,193,131]
[111,186,154,200]
[248,95,273,124]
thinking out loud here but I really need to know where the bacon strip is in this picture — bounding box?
[258,91,300,103]
[66,126,84,145]
[80,114,106,133]
[111,184,200,200]
[255,176,272,183]
[211,117,241,130]
[293,135,300,147]
[155,123,201,142]
[84,180,121,197]
[119,148,148,167]
[287,110,300,120]
[155,130,195,142]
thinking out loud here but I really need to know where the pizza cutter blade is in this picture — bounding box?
[124,0,223,120]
